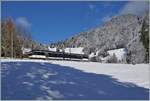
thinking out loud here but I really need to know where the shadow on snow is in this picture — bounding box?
[1,62,149,100]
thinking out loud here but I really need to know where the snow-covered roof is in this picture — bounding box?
[89,52,97,58]
[48,47,84,54]
[48,47,57,52]
[22,48,32,54]
[64,47,84,54]
[107,48,127,60]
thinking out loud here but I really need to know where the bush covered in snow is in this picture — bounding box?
[89,56,98,62]
[107,53,118,63]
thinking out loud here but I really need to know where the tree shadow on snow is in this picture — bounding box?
[1,62,149,100]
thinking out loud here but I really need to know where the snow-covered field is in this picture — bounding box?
[1,59,149,100]
[50,60,149,89]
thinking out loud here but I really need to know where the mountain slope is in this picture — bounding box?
[52,13,149,63]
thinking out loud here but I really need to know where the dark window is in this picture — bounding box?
[33,51,45,55]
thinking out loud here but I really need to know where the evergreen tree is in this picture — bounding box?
[107,53,118,63]
[140,20,149,62]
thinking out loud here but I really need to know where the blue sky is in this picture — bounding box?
[1,1,148,44]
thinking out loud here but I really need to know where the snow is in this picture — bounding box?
[88,48,127,62]
[107,48,127,61]
[22,82,34,86]
[48,47,84,54]
[64,47,84,54]
[1,59,149,89]
[49,60,149,89]
[22,47,31,54]
[26,72,36,79]
[43,72,57,79]
[48,47,57,52]
[89,52,97,58]
[28,55,46,59]
[1,59,149,100]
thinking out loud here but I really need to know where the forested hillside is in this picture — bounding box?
[51,12,149,63]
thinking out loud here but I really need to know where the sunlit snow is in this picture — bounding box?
[1,59,149,100]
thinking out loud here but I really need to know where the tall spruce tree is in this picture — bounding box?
[140,20,149,62]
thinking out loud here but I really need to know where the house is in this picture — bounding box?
[22,47,32,54]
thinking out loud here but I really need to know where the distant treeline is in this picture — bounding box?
[1,18,47,58]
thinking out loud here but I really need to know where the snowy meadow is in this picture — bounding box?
[1,1,149,100]
[1,59,149,100]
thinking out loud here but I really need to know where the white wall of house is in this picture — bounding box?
[88,48,127,62]
[48,47,57,52]
[107,48,127,61]
[64,47,84,54]
[22,47,32,54]
[48,46,84,54]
